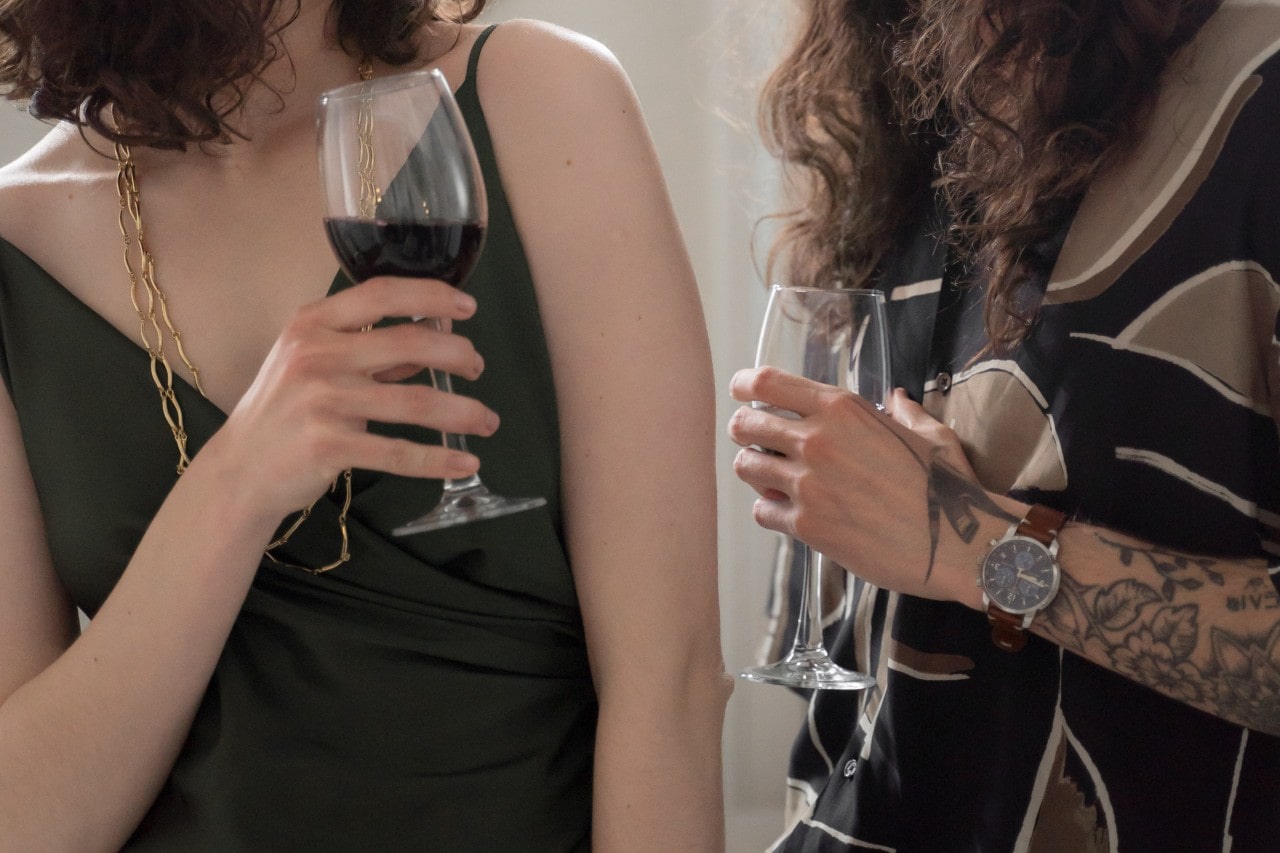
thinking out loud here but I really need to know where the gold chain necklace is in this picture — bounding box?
[110,59,376,575]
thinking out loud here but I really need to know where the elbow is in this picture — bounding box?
[660,659,734,724]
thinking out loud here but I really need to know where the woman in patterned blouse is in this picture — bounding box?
[731,1,1280,850]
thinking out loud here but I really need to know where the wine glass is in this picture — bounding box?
[740,285,890,690]
[317,68,546,535]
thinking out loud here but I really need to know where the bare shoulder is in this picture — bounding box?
[0,124,112,261]
[472,19,636,115]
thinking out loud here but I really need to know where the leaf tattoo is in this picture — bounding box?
[873,419,1016,582]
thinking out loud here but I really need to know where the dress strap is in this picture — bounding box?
[466,24,500,86]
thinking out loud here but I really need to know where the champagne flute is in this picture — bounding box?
[317,68,546,534]
[740,285,890,690]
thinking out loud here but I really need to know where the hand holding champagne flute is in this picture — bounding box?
[739,285,890,690]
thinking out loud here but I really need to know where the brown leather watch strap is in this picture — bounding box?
[987,603,1028,652]
[1015,504,1067,546]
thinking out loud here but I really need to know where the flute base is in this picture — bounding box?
[740,650,875,691]
[392,484,546,536]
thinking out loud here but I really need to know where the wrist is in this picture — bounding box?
[181,431,289,542]
[946,494,1032,612]
[975,501,1067,652]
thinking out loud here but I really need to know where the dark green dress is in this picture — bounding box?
[0,28,596,851]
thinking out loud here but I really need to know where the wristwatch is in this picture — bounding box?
[978,504,1067,652]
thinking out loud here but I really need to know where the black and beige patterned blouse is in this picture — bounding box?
[771,2,1280,850]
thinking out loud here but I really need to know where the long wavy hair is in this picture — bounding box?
[762,0,1220,352]
[0,0,487,149]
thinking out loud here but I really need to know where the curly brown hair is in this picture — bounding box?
[0,0,487,150]
[762,0,1220,352]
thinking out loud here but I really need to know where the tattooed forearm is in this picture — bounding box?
[1042,539,1280,735]
[1095,534,1226,600]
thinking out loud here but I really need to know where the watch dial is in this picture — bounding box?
[982,538,1057,613]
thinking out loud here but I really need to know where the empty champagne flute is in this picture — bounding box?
[317,68,546,535]
[740,285,890,690]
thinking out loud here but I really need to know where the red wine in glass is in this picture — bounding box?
[323,218,485,286]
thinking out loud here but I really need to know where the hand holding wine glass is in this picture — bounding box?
[317,68,546,534]
[738,285,890,690]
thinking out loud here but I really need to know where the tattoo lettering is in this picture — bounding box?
[1044,538,1280,733]
[1226,577,1280,613]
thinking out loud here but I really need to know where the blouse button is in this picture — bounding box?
[935,371,953,394]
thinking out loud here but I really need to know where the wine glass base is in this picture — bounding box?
[740,651,875,691]
[392,485,547,536]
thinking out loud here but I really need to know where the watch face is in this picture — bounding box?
[981,537,1059,614]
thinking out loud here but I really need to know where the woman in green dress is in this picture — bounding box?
[0,1,727,849]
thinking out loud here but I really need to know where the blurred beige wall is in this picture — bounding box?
[0,103,48,163]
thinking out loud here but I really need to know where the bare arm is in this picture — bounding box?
[0,279,494,849]
[480,21,729,851]
[729,372,1280,735]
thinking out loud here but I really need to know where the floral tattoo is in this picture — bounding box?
[1045,535,1280,733]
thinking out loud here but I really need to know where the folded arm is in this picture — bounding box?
[728,370,1280,735]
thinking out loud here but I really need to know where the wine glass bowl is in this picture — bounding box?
[740,285,890,691]
[317,68,546,534]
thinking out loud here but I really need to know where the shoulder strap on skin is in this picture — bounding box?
[466,24,500,85]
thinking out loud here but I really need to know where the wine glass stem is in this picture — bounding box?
[427,365,484,493]
[420,317,483,493]
[793,544,828,655]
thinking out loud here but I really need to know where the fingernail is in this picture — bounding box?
[485,409,500,433]
[456,293,477,314]
[472,354,485,378]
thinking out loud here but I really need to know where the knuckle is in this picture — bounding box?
[363,276,395,303]
[751,365,783,394]
[307,384,343,418]
[383,439,424,474]
[792,469,824,507]
[291,301,323,328]
[791,469,811,502]
[792,428,818,459]
[384,385,432,426]
[791,512,816,543]
[825,389,861,417]
[284,339,329,377]
[297,426,338,468]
